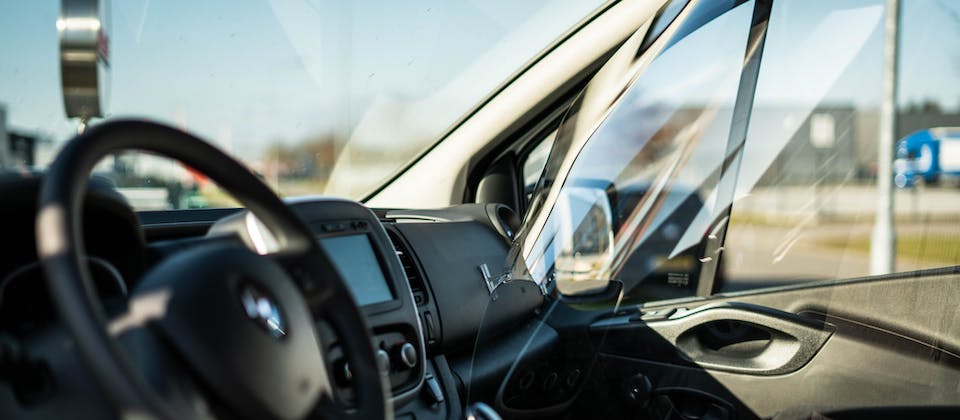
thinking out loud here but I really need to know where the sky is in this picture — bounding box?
[0,0,958,170]
[0,0,601,163]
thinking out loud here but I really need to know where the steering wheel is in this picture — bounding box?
[35,119,389,419]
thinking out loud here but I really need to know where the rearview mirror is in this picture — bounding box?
[59,0,110,121]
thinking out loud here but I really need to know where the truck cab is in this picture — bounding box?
[894,127,960,187]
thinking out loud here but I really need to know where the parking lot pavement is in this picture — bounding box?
[735,184,960,220]
[722,221,959,285]
[719,184,960,290]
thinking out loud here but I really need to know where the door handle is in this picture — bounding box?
[644,303,833,375]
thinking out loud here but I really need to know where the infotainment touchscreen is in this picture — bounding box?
[318,234,394,306]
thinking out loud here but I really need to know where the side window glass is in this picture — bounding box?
[518,1,756,301]
[521,130,556,202]
[720,0,960,289]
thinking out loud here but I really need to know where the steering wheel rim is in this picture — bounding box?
[35,119,389,419]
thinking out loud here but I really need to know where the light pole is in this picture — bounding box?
[871,0,899,275]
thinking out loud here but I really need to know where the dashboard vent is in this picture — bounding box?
[386,229,428,307]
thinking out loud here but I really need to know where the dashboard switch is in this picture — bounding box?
[395,342,417,369]
[422,311,438,343]
[422,374,444,405]
[322,222,346,232]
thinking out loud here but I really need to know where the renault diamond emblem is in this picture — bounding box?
[240,284,287,339]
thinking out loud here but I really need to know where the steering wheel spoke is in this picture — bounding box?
[109,316,218,419]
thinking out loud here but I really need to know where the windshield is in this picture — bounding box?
[0,0,605,209]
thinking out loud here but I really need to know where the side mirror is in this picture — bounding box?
[59,0,110,121]
[552,185,615,296]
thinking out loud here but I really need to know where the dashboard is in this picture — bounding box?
[0,174,553,419]
[226,198,545,418]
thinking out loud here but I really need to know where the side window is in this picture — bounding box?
[518,1,757,301]
[720,0,960,289]
[521,130,556,202]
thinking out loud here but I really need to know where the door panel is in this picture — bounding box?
[586,273,960,418]
[595,303,833,376]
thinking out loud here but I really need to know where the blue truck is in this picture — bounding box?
[894,127,960,188]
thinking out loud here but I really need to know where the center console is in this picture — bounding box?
[208,198,510,419]
[285,198,429,406]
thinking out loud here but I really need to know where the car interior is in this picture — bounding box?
[1,0,959,419]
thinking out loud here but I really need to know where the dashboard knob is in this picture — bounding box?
[375,349,391,373]
[396,342,418,369]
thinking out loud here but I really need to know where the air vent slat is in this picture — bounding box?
[387,229,428,307]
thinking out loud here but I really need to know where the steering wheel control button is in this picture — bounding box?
[376,349,391,373]
[239,283,287,339]
[396,342,418,369]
